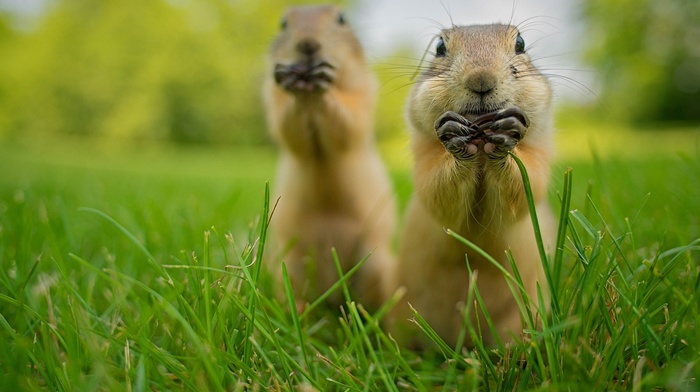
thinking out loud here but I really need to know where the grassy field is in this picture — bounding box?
[1,121,699,391]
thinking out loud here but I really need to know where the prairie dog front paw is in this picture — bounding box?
[435,111,480,159]
[483,107,530,156]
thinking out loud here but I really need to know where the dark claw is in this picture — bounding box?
[314,60,336,71]
[493,107,530,128]
[435,111,471,130]
[471,111,498,127]
[486,133,518,150]
[489,117,527,141]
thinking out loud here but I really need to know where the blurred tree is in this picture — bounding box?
[583,0,700,122]
[0,0,324,144]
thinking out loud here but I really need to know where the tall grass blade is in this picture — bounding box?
[346,302,397,391]
[300,249,370,320]
[14,255,41,296]
[509,152,560,315]
[243,182,271,371]
[78,207,172,282]
[446,229,527,295]
[508,154,549,263]
[281,262,318,385]
[254,182,271,281]
[106,270,225,392]
[409,303,456,359]
[553,167,573,298]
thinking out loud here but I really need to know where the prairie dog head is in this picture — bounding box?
[408,24,553,143]
[268,5,368,93]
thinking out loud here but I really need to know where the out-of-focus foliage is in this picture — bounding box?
[0,12,11,42]
[583,0,700,122]
[0,0,324,144]
[0,12,16,128]
[373,50,415,141]
[0,0,416,145]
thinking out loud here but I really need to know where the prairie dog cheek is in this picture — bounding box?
[408,80,443,134]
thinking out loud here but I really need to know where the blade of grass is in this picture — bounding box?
[446,229,528,296]
[254,182,271,282]
[281,262,317,383]
[78,207,173,284]
[586,194,633,290]
[332,247,353,306]
[453,267,478,354]
[14,255,41,297]
[300,249,370,320]
[358,292,429,392]
[553,167,573,301]
[346,301,397,391]
[508,153,558,313]
[107,270,225,391]
[243,182,271,371]
[218,281,298,388]
[409,303,457,360]
[202,231,213,343]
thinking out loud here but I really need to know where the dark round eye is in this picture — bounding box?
[435,37,447,57]
[515,34,525,54]
[337,12,346,25]
[280,16,287,30]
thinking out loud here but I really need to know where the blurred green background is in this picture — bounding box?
[583,0,700,122]
[0,0,698,144]
[0,0,290,145]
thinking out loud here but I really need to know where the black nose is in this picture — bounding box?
[297,39,320,56]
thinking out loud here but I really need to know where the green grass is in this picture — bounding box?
[1,122,699,390]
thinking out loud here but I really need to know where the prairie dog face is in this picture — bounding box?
[408,24,553,139]
[269,5,366,93]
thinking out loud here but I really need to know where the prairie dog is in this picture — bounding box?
[390,24,556,348]
[263,5,396,310]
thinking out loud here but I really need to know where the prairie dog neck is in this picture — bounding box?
[407,23,554,149]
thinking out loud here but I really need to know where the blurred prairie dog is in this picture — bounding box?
[390,23,556,348]
[263,5,396,310]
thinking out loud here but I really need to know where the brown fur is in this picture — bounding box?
[388,24,556,348]
[263,5,396,310]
